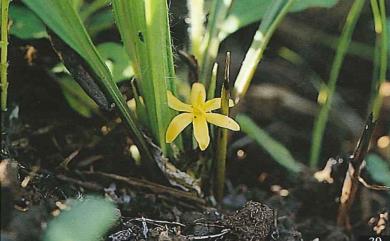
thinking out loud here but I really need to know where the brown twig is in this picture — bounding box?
[337,114,376,229]
[82,171,206,206]
[358,176,390,191]
[56,174,104,191]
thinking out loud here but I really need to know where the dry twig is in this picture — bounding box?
[337,114,376,229]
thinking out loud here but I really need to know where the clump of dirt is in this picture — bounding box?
[108,201,280,241]
[223,201,275,241]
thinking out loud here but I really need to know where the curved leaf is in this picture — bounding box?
[221,0,338,38]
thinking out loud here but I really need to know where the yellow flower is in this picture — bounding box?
[165,83,240,151]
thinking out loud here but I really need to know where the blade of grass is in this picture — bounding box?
[199,0,231,86]
[207,63,218,100]
[22,0,156,166]
[369,0,381,106]
[309,0,365,168]
[236,114,303,174]
[187,0,205,62]
[233,0,295,102]
[1,0,10,111]
[113,0,176,154]
[369,0,387,119]
[215,52,230,202]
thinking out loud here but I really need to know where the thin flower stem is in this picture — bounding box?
[1,0,10,111]
[309,0,365,168]
[215,52,230,202]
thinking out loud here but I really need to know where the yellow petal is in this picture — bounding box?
[204,98,235,112]
[167,91,192,112]
[205,113,240,131]
[191,83,206,106]
[166,113,193,143]
[193,114,210,150]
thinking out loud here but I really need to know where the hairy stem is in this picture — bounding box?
[1,0,10,111]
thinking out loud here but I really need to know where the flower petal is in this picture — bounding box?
[205,113,240,131]
[166,113,193,143]
[193,114,210,151]
[191,83,206,106]
[204,98,235,112]
[167,91,192,112]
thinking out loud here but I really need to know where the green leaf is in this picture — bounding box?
[199,0,232,85]
[86,10,114,37]
[97,42,133,83]
[221,0,338,38]
[291,0,338,11]
[43,196,118,241]
[113,0,176,154]
[233,0,295,101]
[58,74,99,118]
[22,0,156,166]
[309,0,365,167]
[236,114,303,173]
[366,153,390,187]
[9,5,48,39]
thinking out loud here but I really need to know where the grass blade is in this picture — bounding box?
[233,0,295,102]
[237,114,302,174]
[187,0,205,62]
[309,0,365,168]
[369,0,388,119]
[113,0,176,154]
[199,0,231,86]
[207,63,218,100]
[22,0,156,166]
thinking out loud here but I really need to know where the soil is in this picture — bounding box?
[1,1,390,241]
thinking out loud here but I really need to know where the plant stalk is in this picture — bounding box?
[1,0,10,111]
[215,52,230,202]
[309,0,365,168]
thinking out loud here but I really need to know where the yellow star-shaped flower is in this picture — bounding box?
[166,83,240,151]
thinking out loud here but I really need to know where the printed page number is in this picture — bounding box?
[359,236,390,241]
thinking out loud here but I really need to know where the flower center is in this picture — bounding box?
[192,105,205,117]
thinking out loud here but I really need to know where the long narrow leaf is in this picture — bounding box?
[237,114,302,174]
[233,0,295,102]
[199,0,231,86]
[113,0,176,154]
[187,0,205,62]
[309,0,365,168]
[369,0,388,119]
[220,0,339,39]
[22,0,155,165]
